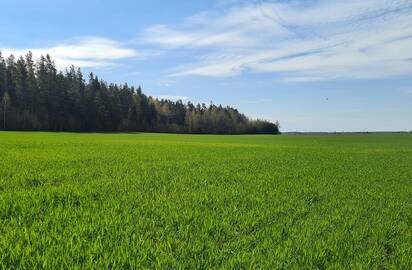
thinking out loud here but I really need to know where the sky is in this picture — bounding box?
[1,0,411,132]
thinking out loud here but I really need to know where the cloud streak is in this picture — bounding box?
[1,37,138,69]
[143,0,412,81]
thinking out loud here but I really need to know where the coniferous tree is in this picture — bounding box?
[0,52,6,100]
[0,51,280,134]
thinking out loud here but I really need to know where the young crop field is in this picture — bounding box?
[0,132,411,269]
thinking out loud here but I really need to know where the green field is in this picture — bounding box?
[0,132,411,269]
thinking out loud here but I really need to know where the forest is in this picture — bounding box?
[0,51,279,134]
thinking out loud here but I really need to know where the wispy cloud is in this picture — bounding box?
[143,0,412,81]
[1,37,138,69]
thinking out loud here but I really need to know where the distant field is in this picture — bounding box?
[0,132,411,269]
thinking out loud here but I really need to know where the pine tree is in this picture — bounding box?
[0,51,280,134]
[0,52,6,99]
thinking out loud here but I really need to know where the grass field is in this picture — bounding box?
[0,132,411,269]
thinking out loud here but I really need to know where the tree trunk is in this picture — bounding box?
[3,106,5,129]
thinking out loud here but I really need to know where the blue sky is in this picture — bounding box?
[1,0,411,132]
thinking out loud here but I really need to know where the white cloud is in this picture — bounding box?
[1,37,138,70]
[144,0,412,81]
[143,25,255,49]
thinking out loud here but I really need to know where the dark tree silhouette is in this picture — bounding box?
[0,51,280,134]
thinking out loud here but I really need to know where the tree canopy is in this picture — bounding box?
[0,51,279,134]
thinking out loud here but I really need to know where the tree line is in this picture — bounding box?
[0,51,279,134]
